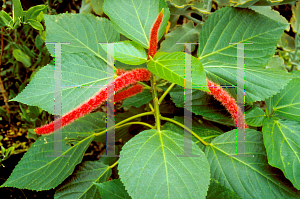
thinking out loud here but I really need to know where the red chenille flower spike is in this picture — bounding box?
[148,8,164,59]
[34,68,151,135]
[206,79,248,129]
[114,84,144,103]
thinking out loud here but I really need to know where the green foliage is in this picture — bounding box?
[2,0,300,198]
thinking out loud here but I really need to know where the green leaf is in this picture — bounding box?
[245,106,266,127]
[159,21,202,53]
[265,78,300,122]
[148,52,209,92]
[103,0,170,49]
[265,55,287,71]
[118,129,210,199]
[12,0,23,22]
[13,49,31,67]
[205,129,300,198]
[168,84,235,126]
[262,118,300,190]
[278,33,295,52]
[10,53,111,115]
[44,14,119,62]
[253,0,297,6]
[27,19,44,30]
[198,7,288,67]
[90,0,105,15]
[207,179,241,199]
[249,6,289,26]
[54,161,111,199]
[24,5,47,22]
[95,179,131,199]
[291,1,300,33]
[100,41,147,65]
[121,89,152,108]
[1,133,95,190]
[161,116,223,150]
[0,10,13,27]
[204,64,292,103]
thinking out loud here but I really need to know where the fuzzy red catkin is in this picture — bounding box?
[148,8,164,59]
[34,68,151,135]
[114,84,144,102]
[206,79,248,129]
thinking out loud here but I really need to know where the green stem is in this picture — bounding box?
[290,27,300,72]
[158,83,175,104]
[109,160,118,168]
[183,14,203,24]
[160,116,210,146]
[137,81,151,89]
[116,122,155,129]
[151,74,161,132]
[94,111,154,137]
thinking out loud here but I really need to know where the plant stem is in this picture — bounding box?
[115,122,155,130]
[183,14,203,24]
[148,103,154,112]
[94,112,154,137]
[290,27,300,71]
[109,160,118,168]
[160,116,210,146]
[137,81,151,89]
[158,83,175,104]
[151,74,161,132]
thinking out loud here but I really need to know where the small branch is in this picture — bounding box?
[160,116,210,146]
[158,83,175,104]
[0,0,10,116]
[183,14,203,25]
[109,160,118,168]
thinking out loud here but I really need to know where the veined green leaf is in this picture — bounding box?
[205,129,300,198]
[0,10,13,27]
[204,63,292,103]
[121,89,152,108]
[24,5,47,22]
[27,19,44,30]
[207,179,241,199]
[55,161,111,199]
[262,118,300,190]
[265,78,300,122]
[245,106,266,127]
[198,7,288,67]
[44,14,119,62]
[10,53,111,115]
[100,41,147,65]
[159,21,202,53]
[118,129,210,199]
[13,49,31,68]
[1,133,94,190]
[148,52,209,92]
[95,179,131,199]
[103,0,170,49]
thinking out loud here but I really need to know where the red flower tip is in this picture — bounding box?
[116,69,126,76]
[206,79,248,128]
[34,68,151,135]
[148,8,164,59]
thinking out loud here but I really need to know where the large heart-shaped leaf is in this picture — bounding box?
[148,52,209,92]
[103,0,170,49]
[205,129,300,198]
[55,161,111,199]
[198,7,288,67]
[1,133,94,190]
[262,118,300,190]
[10,53,111,115]
[265,78,300,122]
[44,13,119,62]
[118,129,210,199]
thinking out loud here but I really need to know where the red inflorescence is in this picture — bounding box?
[148,9,164,59]
[206,79,248,129]
[34,68,151,135]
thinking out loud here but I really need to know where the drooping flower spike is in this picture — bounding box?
[206,79,248,129]
[34,68,151,135]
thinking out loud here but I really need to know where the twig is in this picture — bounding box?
[0,0,10,115]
